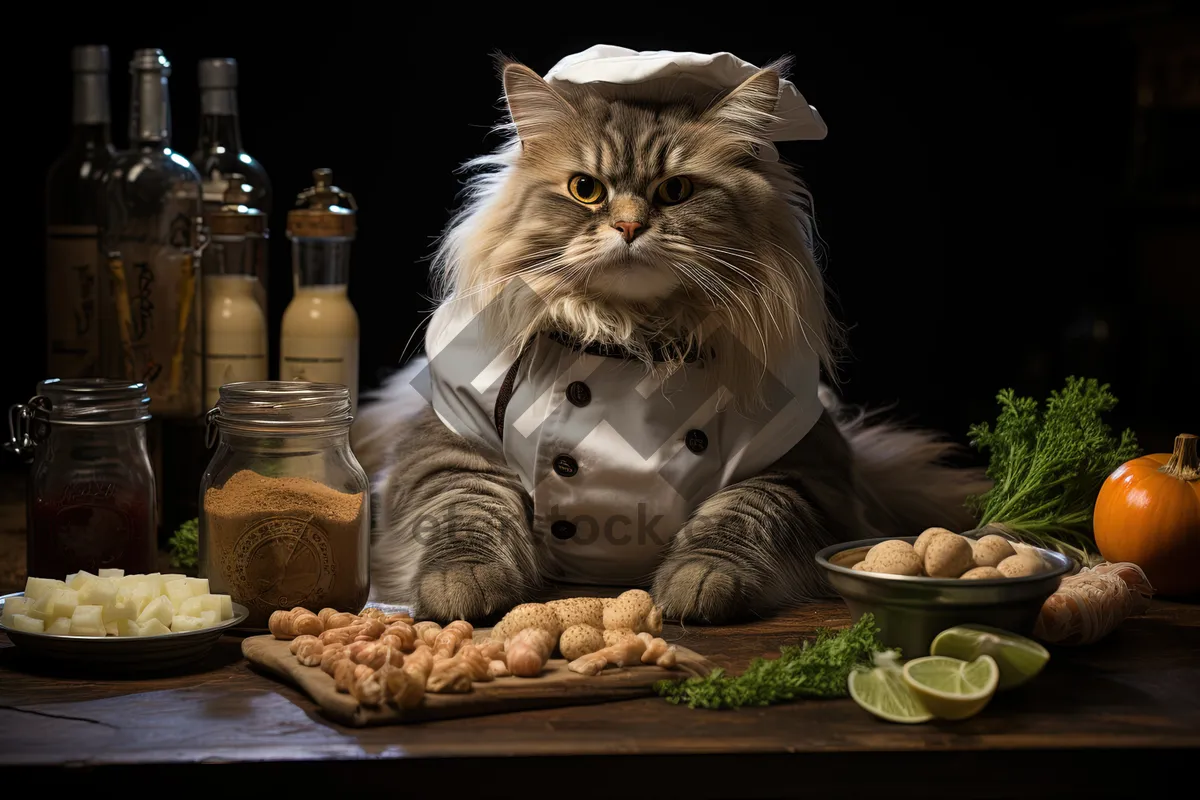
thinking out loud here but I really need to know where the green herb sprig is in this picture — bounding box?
[168,517,199,571]
[966,376,1140,562]
[655,614,885,709]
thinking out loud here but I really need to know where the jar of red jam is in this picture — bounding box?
[7,378,157,577]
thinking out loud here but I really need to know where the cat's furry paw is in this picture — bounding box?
[413,562,528,623]
[651,554,748,623]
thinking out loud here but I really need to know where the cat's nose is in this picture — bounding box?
[612,221,644,243]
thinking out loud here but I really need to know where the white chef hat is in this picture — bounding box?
[542,44,828,143]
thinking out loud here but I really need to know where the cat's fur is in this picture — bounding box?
[353,57,988,623]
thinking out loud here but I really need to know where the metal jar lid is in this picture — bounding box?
[286,168,357,239]
[205,381,353,446]
[6,379,151,457]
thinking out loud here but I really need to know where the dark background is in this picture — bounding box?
[6,2,1197,485]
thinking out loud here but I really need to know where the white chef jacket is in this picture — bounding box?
[424,297,824,585]
[419,47,828,584]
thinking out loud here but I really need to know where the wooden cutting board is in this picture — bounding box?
[243,631,717,727]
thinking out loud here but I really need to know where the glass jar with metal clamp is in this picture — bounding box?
[6,379,157,578]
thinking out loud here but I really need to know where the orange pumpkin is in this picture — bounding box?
[1094,433,1200,596]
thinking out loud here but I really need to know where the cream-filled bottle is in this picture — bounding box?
[202,177,269,409]
[280,168,360,411]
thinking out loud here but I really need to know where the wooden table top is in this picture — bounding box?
[2,598,1196,797]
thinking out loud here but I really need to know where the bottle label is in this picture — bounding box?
[280,338,359,411]
[205,332,268,410]
[106,232,202,418]
[46,225,101,378]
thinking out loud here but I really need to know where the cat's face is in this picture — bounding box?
[491,68,791,306]
[434,60,833,378]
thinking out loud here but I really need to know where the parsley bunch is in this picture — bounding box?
[655,614,884,709]
[967,376,1140,561]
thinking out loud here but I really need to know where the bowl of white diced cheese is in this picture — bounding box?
[0,568,248,671]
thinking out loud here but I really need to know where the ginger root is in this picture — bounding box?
[269,607,323,639]
[293,636,326,666]
[318,608,360,630]
[477,639,506,661]
[385,665,426,709]
[505,627,556,678]
[334,660,374,694]
[351,664,392,706]
[602,590,662,635]
[636,632,677,668]
[320,643,347,675]
[381,622,417,651]
[427,656,475,693]
[568,636,648,676]
[319,623,367,646]
[412,621,442,648]
[433,620,474,658]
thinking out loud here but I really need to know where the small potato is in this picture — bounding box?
[924,532,975,578]
[866,539,916,562]
[914,527,955,560]
[997,553,1046,578]
[971,534,1017,568]
[864,548,923,577]
[961,566,1004,580]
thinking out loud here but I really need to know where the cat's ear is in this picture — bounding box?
[702,61,786,136]
[501,61,570,144]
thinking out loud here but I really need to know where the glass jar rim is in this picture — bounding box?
[208,381,352,441]
[34,378,152,425]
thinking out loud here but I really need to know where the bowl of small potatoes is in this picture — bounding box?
[0,569,247,672]
[816,528,1073,658]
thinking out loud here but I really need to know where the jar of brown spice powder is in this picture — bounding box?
[199,381,369,629]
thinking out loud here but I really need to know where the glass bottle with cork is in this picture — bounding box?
[202,177,269,410]
[45,45,114,380]
[280,169,360,412]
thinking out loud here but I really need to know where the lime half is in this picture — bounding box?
[902,655,999,721]
[931,624,1050,690]
[848,653,933,724]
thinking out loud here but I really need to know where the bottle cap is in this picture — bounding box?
[71,45,109,73]
[199,58,238,89]
[130,49,170,74]
[209,174,267,237]
[286,168,357,239]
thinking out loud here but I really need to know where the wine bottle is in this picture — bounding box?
[45,45,114,379]
[192,58,272,312]
[280,169,360,412]
[99,48,205,419]
[101,49,207,545]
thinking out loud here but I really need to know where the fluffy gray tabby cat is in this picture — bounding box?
[353,57,988,623]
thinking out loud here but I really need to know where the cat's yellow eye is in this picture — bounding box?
[568,174,606,204]
[656,176,694,205]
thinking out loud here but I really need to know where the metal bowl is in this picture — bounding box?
[815,537,1073,658]
[0,592,249,672]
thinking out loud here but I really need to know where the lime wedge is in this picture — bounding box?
[902,655,999,721]
[848,653,933,724]
[930,625,1050,690]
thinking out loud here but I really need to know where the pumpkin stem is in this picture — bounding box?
[1162,433,1199,482]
